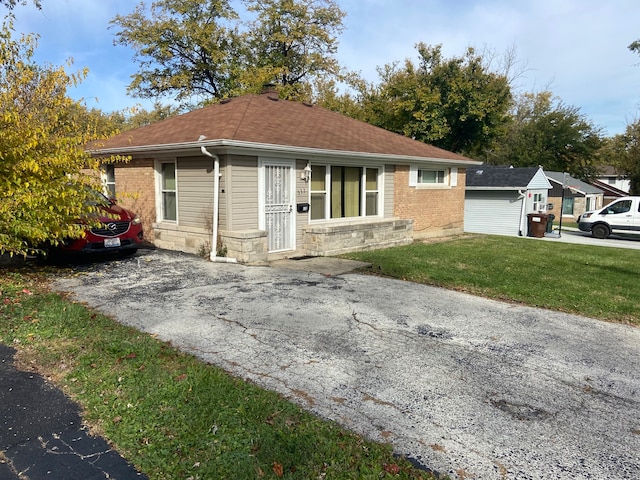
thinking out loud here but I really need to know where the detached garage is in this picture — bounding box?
[464,166,552,237]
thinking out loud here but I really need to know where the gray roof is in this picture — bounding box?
[466,165,541,188]
[546,171,602,195]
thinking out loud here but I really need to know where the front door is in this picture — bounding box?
[260,159,295,252]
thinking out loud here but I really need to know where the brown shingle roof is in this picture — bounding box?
[92,93,475,163]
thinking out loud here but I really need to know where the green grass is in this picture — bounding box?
[341,235,640,325]
[0,271,435,480]
[557,220,578,229]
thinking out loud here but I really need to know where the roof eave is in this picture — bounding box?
[90,139,481,166]
[547,177,599,195]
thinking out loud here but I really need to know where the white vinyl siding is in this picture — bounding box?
[384,165,394,218]
[464,191,523,236]
[227,156,259,230]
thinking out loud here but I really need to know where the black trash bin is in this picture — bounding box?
[546,214,555,233]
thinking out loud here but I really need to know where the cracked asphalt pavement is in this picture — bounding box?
[0,343,147,479]
[52,249,640,479]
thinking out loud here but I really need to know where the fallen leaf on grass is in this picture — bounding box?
[116,353,137,363]
[272,462,284,477]
[383,463,400,474]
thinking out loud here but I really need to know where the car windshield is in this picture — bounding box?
[85,189,111,207]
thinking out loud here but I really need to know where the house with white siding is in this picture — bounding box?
[90,88,480,263]
[464,165,552,237]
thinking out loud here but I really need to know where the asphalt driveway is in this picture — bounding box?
[52,250,640,480]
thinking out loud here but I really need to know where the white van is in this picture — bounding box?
[577,196,640,239]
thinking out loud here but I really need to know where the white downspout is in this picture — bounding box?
[517,189,527,236]
[200,141,237,263]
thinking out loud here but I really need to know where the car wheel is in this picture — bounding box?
[592,224,610,239]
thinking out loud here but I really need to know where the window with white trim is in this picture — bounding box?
[532,192,546,212]
[409,166,456,187]
[161,161,177,221]
[309,165,380,220]
[418,169,446,184]
[103,164,116,198]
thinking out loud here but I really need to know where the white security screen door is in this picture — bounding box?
[261,160,295,252]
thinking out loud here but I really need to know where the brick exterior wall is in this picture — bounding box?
[114,159,156,241]
[394,165,466,239]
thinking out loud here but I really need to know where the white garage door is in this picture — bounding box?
[464,191,523,236]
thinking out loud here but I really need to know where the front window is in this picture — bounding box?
[418,169,446,184]
[103,164,116,198]
[533,193,546,211]
[310,165,380,220]
[365,168,379,216]
[310,165,327,221]
[409,166,454,187]
[161,162,177,221]
[562,197,574,215]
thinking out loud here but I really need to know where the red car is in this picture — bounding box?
[56,193,144,256]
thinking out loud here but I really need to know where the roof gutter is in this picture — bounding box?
[91,139,481,166]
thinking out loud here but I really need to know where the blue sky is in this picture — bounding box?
[7,0,640,136]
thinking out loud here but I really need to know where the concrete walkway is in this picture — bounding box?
[541,227,640,249]
[51,250,640,480]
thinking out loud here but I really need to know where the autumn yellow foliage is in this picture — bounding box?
[0,18,106,256]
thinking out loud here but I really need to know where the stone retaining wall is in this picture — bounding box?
[302,218,414,256]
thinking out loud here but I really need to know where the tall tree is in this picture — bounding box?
[111,0,347,104]
[111,0,243,105]
[608,119,640,194]
[487,91,602,180]
[0,19,106,256]
[360,43,512,157]
[241,0,345,100]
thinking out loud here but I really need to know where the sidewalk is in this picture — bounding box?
[0,344,147,479]
[540,227,640,250]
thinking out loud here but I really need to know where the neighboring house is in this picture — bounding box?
[464,165,552,237]
[596,165,630,193]
[591,180,628,206]
[91,89,479,264]
[545,172,603,220]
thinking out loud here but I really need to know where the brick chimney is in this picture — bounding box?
[261,83,279,99]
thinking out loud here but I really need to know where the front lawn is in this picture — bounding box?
[342,235,640,325]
